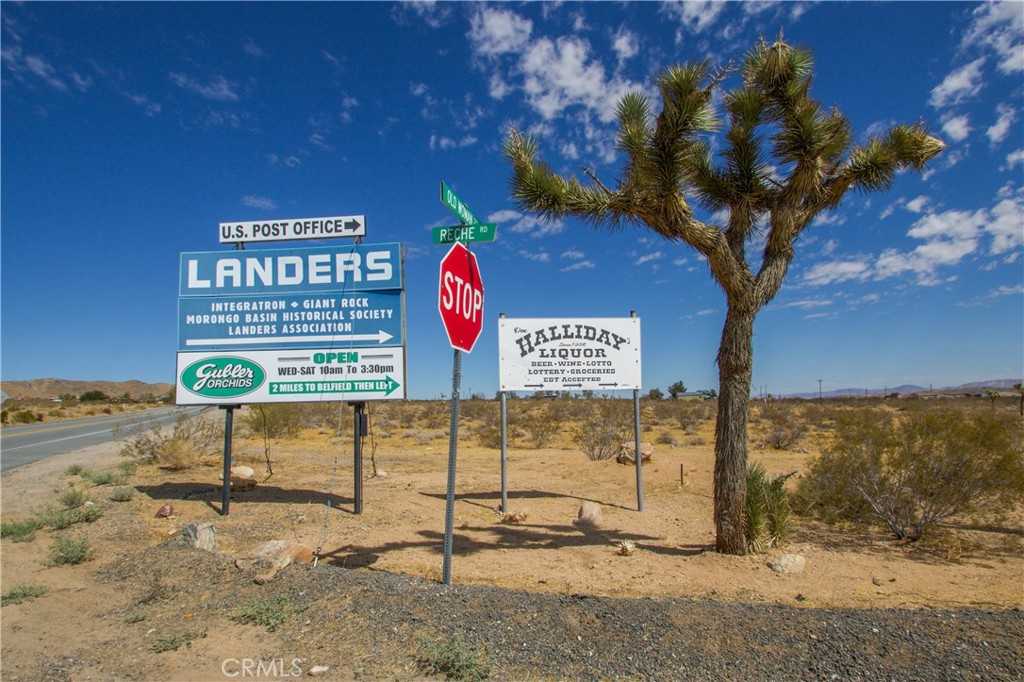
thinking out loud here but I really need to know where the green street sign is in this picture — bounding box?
[268,376,401,397]
[440,180,477,226]
[432,223,497,245]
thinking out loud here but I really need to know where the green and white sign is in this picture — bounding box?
[175,347,405,405]
[440,180,477,226]
[431,223,497,245]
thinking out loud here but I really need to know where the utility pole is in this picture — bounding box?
[817,379,823,401]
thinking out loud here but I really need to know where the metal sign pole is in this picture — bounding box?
[220,405,235,516]
[441,347,462,585]
[499,391,508,513]
[499,312,508,513]
[352,401,366,514]
[631,310,644,512]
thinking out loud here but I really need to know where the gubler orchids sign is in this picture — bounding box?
[498,317,641,392]
[180,357,266,398]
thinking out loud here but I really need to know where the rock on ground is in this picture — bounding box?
[180,522,216,551]
[234,540,314,584]
[574,501,603,530]
[616,441,654,464]
[768,554,806,574]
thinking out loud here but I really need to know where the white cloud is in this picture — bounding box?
[962,2,1024,74]
[904,195,930,214]
[634,251,663,265]
[672,256,688,266]
[169,73,239,102]
[241,195,276,211]
[695,308,717,316]
[811,211,847,227]
[1,46,68,91]
[802,260,872,286]
[929,57,985,108]
[1005,148,1024,169]
[611,26,639,62]
[940,114,971,142]
[489,209,565,237]
[822,239,838,255]
[880,204,897,220]
[410,82,429,97]
[906,208,986,241]
[393,0,452,28]
[987,196,1024,254]
[561,248,585,260]
[520,36,640,123]
[124,91,161,116]
[519,250,551,263]
[560,141,579,159]
[987,103,1016,145]
[429,134,478,150]
[488,73,511,99]
[468,7,533,57]
[778,298,833,310]
[561,259,595,272]
[660,1,727,37]
[242,38,265,57]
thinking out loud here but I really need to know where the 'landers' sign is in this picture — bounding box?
[499,317,641,392]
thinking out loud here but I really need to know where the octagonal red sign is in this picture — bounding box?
[438,241,485,353]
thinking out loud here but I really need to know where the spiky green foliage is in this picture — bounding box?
[505,38,943,281]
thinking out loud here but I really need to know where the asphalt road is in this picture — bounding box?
[0,406,207,472]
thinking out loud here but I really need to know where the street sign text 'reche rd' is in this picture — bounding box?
[437,242,484,353]
[431,223,497,245]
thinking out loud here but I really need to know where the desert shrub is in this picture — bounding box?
[419,637,490,681]
[2,584,48,606]
[151,630,206,653]
[12,410,38,424]
[574,405,628,461]
[459,399,492,422]
[523,404,563,449]
[233,595,297,632]
[117,460,137,477]
[64,464,85,476]
[82,469,117,486]
[59,488,87,509]
[650,400,678,424]
[1,519,42,542]
[675,402,711,433]
[656,431,678,446]
[0,409,7,423]
[745,463,793,552]
[48,536,91,565]
[765,421,806,449]
[79,390,109,402]
[794,410,1024,540]
[109,487,135,502]
[242,404,303,439]
[120,414,220,469]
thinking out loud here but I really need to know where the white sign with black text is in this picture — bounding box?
[219,215,366,243]
[498,317,641,392]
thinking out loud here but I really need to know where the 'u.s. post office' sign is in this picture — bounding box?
[176,242,406,404]
[498,317,641,392]
[219,215,366,243]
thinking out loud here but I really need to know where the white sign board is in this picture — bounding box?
[498,317,641,391]
[219,215,366,243]
[175,347,405,405]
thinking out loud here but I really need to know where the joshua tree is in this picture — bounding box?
[647,387,665,400]
[505,38,943,554]
[668,381,687,399]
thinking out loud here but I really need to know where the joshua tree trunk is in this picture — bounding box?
[714,304,755,554]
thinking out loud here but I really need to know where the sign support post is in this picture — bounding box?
[220,405,235,516]
[441,347,462,585]
[351,401,366,514]
[630,310,644,512]
[498,313,508,513]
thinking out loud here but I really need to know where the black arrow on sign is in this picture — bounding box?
[344,218,362,232]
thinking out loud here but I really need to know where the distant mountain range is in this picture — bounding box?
[1,378,172,401]
[784,378,1021,399]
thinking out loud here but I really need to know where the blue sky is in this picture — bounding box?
[2,1,1022,398]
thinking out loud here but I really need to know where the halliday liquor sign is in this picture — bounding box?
[498,317,641,392]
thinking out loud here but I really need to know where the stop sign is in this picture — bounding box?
[438,241,485,353]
